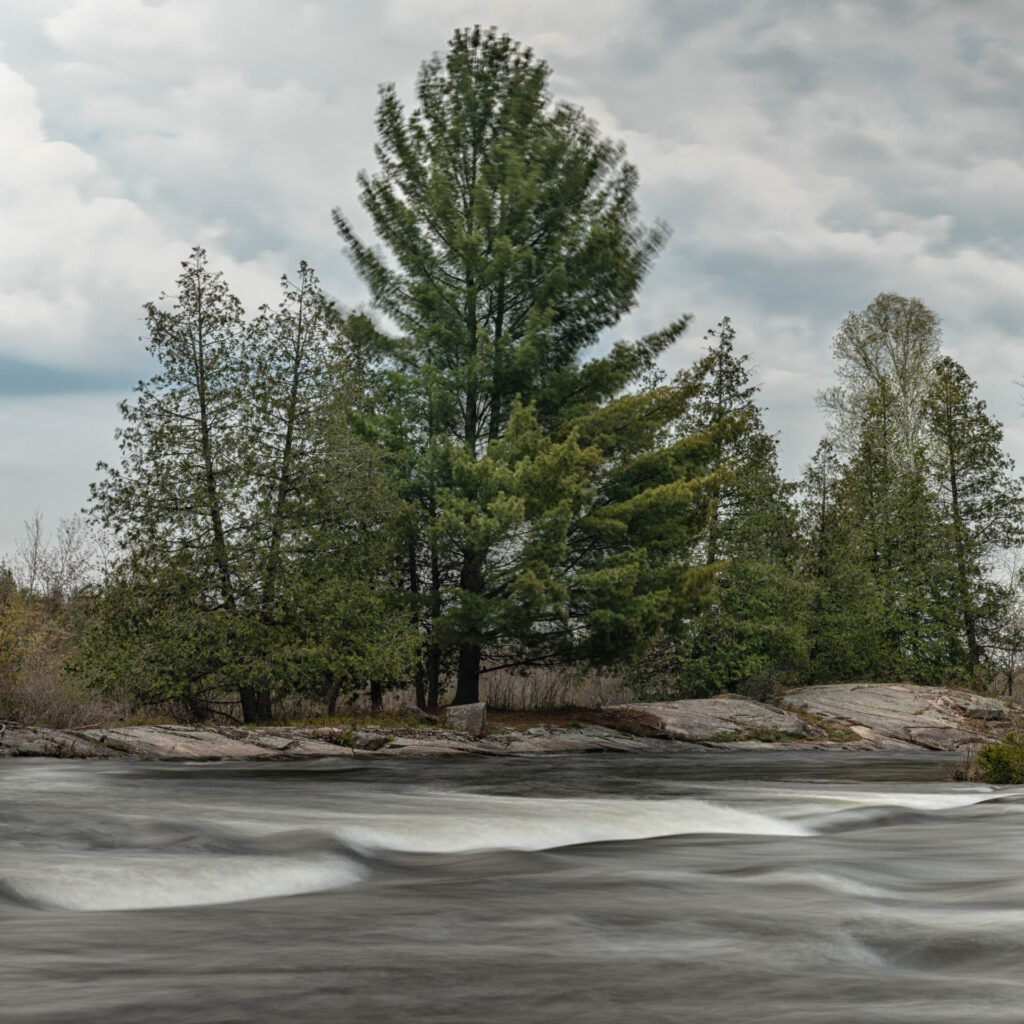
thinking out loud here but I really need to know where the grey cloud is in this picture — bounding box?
[2,0,1024,555]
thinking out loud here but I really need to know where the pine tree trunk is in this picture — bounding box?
[255,689,272,723]
[239,685,272,724]
[426,642,441,710]
[239,685,259,724]
[453,546,485,704]
[454,642,481,704]
[326,678,343,718]
[413,660,427,710]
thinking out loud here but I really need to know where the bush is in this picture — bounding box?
[975,734,1024,784]
[0,583,118,728]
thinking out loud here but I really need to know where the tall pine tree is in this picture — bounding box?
[335,28,714,703]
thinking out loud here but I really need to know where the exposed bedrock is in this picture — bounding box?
[584,695,824,743]
[0,684,1011,760]
[777,683,1007,750]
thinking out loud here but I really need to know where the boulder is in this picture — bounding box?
[587,696,824,743]
[383,736,486,757]
[397,702,439,724]
[350,729,389,751]
[0,725,120,758]
[445,702,487,738]
[489,723,665,754]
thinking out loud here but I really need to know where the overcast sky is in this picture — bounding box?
[2,0,1024,561]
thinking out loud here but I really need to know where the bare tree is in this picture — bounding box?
[818,292,941,471]
[14,512,46,595]
[13,513,107,603]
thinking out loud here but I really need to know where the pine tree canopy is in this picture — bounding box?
[335,27,715,702]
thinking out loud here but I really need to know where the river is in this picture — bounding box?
[2,750,1022,1022]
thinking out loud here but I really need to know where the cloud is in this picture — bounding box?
[3,0,1024,557]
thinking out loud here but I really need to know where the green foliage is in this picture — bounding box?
[802,297,1024,687]
[633,320,806,699]
[24,41,1024,722]
[924,356,1024,670]
[336,27,715,703]
[85,250,417,722]
[976,734,1024,784]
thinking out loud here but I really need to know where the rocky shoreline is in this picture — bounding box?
[0,683,1012,761]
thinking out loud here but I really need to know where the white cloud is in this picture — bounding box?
[45,0,214,67]
[2,0,1024,554]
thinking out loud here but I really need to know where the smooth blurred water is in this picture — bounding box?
[2,750,1023,1022]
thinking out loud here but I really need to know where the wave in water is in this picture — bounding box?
[0,793,805,912]
[322,793,810,854]
[1,852,365,912]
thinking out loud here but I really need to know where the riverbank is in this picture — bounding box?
[0,683,1011,760]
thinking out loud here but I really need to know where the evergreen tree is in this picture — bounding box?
[924,356,1024,670]
[805,379,963,683]
[335,28,711,703]
[802,314,1012,686]
[799,440,884,681]
[87,251,415,722]
[838,396,961,680]
[637,321,805,698]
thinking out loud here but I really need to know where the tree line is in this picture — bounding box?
[4,27,1023,725]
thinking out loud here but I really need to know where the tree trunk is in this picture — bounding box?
[239,685,272,724]
[413,660,426,710]
[239,685,259,724]
[453,545,485,705]
[255,688,272,723]
[426,525,443,710]
[426,642,441,711]
[454,642,481,705]
[326,678,343,718]
[369,680,383,713]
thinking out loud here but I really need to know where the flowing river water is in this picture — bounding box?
[2,750,1024,1022]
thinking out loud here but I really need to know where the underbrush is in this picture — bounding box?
[958,734,1024,783]
[480,666,631,711]
[0,597,124,729]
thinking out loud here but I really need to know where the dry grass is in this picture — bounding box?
[480,666,632,711]
[285,666,633,721]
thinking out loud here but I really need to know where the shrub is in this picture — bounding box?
[975,734,1024,784]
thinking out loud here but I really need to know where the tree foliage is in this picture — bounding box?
[86,250,415,722]
[801,297,1024,686]
[924,356,1024,668]
[635,320,805,699]
[819,292,941,470]
[335,27,714,703]
[23,37,1024,723]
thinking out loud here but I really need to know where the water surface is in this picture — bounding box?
[2,750,1021,1022]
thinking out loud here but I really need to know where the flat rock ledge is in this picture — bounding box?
[778,683,1009,750]
[0,684,1012,761]
[583,695,824,743]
